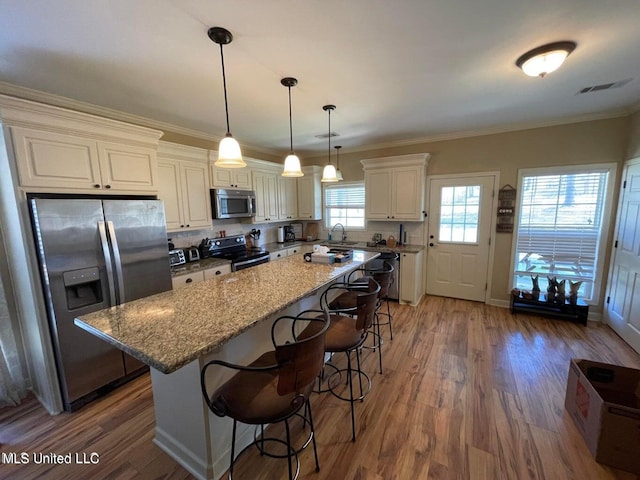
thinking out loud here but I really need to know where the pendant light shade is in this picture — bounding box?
[208,27,246,168]
[516,41,576,78]
[281,77,303,177]
[321,105,339,183]
[335,145,344,181]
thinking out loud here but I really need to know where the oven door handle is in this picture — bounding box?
[234,255,269,269]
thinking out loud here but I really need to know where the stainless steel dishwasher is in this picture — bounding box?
[367,251,400,300]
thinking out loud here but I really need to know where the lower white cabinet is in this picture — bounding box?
[204,264,232,279]
[399,250,424,306]
[270,250,287,261]
[171,271,205,290]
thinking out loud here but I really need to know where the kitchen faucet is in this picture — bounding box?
[329,223,346,242]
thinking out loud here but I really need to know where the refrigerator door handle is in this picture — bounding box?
[106,220,126,304]
[98,221,116,306]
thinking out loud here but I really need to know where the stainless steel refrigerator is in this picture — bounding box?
[30,197,172,411]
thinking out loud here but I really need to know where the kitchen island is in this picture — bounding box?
[75,250,378,480]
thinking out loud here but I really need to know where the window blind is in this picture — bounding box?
[324,182,365,229]
[513,170,609,298]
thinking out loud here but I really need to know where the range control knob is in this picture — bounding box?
[215,241,221,246]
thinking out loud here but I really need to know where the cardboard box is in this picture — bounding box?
[565,358,640,474]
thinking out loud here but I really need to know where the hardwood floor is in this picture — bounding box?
[2,295,640,479]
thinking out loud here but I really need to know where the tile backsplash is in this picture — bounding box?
[168,219,426,249]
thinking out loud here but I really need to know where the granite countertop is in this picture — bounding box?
[264,240,424,254]
[170,257,231,277]
[75,250,379,374]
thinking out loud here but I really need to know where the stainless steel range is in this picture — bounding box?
[199,234,270,271]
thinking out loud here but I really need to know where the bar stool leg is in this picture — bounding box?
[306,399,321,472]
[229,419,237,479]
[386,299,393,340]
[376,313,383,374]
[284,418,293,480]
[355,348,364,399]
[347,353,356,442]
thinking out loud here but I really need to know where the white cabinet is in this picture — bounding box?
[297,166,323,220]
[12,127,158,192]
[278,176,298,220]
[361,154,430,221]
[399,250,424,306]
[270,250,287,261]
[210,163,253,190]
[204,264,232,279]
[253,169,279,223]
[172,271,205,290]
[157,143,211,232]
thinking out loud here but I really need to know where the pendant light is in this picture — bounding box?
[208,27,246,168]
[321,105,339,183]
[334,145,344,181]
[281,77,304,177]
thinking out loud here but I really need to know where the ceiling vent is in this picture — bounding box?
[314,132,340,139]
[577,78,632,94]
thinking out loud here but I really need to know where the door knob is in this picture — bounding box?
[429,243,435,247]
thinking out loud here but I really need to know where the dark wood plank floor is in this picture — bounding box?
[2,296,640,479]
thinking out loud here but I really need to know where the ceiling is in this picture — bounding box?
[1,0,639,157]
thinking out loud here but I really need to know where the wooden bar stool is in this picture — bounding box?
[201,309,330,480]
[331,261,394,374]
[312,278,380,442]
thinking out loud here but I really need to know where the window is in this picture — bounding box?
[512,164,617,302]
[324,182,365,230]
[439,185,480,243]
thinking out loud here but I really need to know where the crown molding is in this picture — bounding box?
[0,81,281,157]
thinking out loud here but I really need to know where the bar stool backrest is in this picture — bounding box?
[355,278,381,332]
[274,310,330,397]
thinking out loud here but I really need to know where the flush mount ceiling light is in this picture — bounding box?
[280,77,303,177]
[516,41,577,78]
[321,105,339,183]
[334,145,344,181]
[208,26,245,168]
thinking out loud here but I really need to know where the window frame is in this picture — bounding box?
[323,181,366,231]
[509,163,617,304]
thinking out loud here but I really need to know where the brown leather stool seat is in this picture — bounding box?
[202,309,330,480]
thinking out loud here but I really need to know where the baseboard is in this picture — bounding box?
[487,298,510,309]
[154,426,212,480]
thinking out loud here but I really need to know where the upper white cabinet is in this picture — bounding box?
[158,142,211,232]
[361,154,430,221]
[297,166,323,220]
[2,97,162,193]
[253,169,279,223]
[210,153,253,190]
[278,176,298,220]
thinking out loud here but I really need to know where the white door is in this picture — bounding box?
[605,159,640,352]
[426,174,496,301]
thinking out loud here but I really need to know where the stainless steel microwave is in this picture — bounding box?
[211,189,256,219]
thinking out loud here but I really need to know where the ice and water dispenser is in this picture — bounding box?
[62,266,103,310]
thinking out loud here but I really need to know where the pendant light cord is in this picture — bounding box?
[219,43,231,135]
[288,86,294,153]
[327,108,332,165]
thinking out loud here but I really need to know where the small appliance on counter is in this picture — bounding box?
[169,248,186,266]
[186,246,200,262]
[291,222,304,240]
[284,225,295,242]
[277,226,286,243]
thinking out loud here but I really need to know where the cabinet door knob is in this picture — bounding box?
[94,184,100,188]
[429,243,434,247]
[180,225,184,228]
[186,224,190,227]
[105,184,112,189]
[186,278,193,283]
[215,270,221,275]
